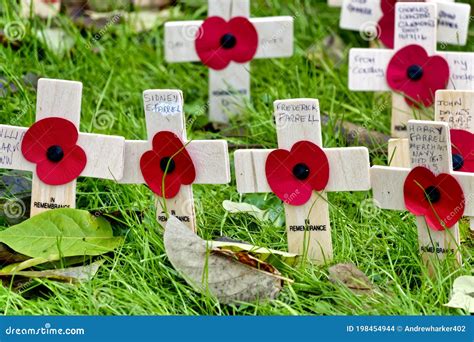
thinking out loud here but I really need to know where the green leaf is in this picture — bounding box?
[0,209,123,258]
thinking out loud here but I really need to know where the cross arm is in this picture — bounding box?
[371,166,474,215]
[118,140,230,185]
[348,48,392,91]
[77,133,125,180]
[235,147,371,193]
[439,51,474,91]
[339,0,382,32]
[164,17,293,63]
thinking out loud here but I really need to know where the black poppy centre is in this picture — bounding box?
[452,154,464,171]
[220,33,237,49]
[293,163,310,180]
[406,64,424,81]
[424,185,441,204]
[46,145,64,163]
[160,156,176,173]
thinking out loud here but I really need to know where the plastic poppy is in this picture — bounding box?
[265,141,329,206]
[386,44,449,107]
[195,16,258,70]
[21,117,87,186]
[450,129,474,172]
[403,166,464,231]
[377,0,397,48]
[140,131,196,199]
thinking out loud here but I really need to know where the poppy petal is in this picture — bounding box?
[227,17,258,63]
[265,149,313,206]
[35,144,86,185]
[386,45,449,108]
[377,11,395,49]
[290,141,329,191]
[404,167,465,231]
[451,129,474,172]
[425,173,464,230]
[404,166,436,216]
[140,132,196,199]
[195,16,232,70]
[22,117,79,163]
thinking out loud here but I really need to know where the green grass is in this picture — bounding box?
[0,0,473,315]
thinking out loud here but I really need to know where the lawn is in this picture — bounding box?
[0,0,472,315]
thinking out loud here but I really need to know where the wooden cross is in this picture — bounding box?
[21,0,61,18]
[348,2,474,139]
[118,89,230,231]
[234,99,370,262]
[0,78,125,216]
[164,0,294,123]
[340,0,470,46]
[372,120,474,274]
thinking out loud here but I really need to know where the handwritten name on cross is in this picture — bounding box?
[234,99,370,262]
[164,0,294,123]
[0,78,125,216]
[372,120,474,274]
[118,89,230,232]
[348,2,473,138]
[340,0,470,46]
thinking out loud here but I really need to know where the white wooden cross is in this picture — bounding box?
[118,89,230,231]
[340,0,470,46]
[164,0,294,123]
[234,98,370,262]
[0,78,125,216]
[21,0,61,18]
[372,120,474,274]
[348,2,474,139]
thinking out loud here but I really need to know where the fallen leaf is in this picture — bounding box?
[164,216,284,304]
[0,243,29,264]
[209,240,300,267]
[328,263,376,295]
[223,200,269,221]
[445,276,474,312]
[0,208,124,259]
[0,260,104,283]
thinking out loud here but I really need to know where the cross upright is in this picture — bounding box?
[118,89,230,231]
[234,98,370,263]
[339,0,470,47]
[372,120,474,274]
[348,2,474,139]
[164,0,294,123]
[0,78,125,216]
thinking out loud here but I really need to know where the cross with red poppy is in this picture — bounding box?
[339,0,470,48]
[118,89,231,232]
[372,120,474,274]
[348,2,474,139]
[234,99,371,263]
[21,0,61,18]
[164,0,294,123]
[0,78,125,216]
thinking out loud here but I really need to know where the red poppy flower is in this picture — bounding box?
[403,166,464,231]
[265,141,329,206]
[450,129,474,172]
[386,44,449,107]
[140,131,196,199]
[195,16,258,70]
[377,0,397,48]
[21,117,86,186]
